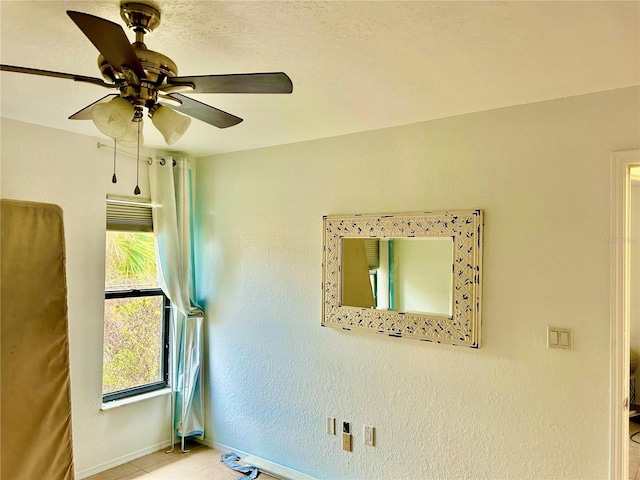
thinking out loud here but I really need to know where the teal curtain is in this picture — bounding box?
[149,156,204,441]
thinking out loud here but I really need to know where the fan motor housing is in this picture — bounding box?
[98,47,178,83]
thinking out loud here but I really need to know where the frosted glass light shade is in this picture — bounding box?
[92,97,135,138]
[151,105,191,145]
[118,120,144,148]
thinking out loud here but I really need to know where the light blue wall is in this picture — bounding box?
[194,87,639,479]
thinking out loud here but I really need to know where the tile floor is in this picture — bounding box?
[85,441,280,480]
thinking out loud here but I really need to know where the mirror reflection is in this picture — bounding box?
[341,237,454,316]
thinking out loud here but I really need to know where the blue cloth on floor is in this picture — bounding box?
[221,452,259,480]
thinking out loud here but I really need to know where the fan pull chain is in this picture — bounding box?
[112,138,118,183]
[134,120,141,195]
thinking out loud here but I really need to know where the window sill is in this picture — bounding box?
[101,387,172,411]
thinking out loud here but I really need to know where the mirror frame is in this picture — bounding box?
[322,210,483,347]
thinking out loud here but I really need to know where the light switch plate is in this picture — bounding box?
[547,326,572,350]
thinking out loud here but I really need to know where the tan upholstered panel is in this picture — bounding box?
[1,200,74,480]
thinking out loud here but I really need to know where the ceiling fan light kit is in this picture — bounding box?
[91,96,136,138]
[149,104,191,145]
[118,113,145,148]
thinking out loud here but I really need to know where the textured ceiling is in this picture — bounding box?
[1,1,638,157]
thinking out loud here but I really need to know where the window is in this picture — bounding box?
[102,196,170,403]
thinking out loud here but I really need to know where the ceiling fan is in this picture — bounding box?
[0,2,293,146]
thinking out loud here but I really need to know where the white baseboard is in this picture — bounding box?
[75,440,172,479]
[242,455,318,480]
[198,438,317,480]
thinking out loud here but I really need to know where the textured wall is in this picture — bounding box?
[0,120,171,476]
[194,87,639,479]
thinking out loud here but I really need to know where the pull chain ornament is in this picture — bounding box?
[112,137,118,183]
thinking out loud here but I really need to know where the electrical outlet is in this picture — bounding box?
[364,425,375,447]
[342,432,352,451]
[326,417,336,435]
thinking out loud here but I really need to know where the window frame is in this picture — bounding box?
[102,287,171,403]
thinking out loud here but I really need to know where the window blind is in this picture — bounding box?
[106,196,153,232]
[363,238,379,269]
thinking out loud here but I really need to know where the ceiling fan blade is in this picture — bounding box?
[166,94,243,129]
[0,64,114,89]
[68,94,120,120]
[67,11,146,80]
[167,73,293,94]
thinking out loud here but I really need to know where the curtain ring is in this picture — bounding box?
[153,157,176,166]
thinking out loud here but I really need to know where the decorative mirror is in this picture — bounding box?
[322,210,483,347]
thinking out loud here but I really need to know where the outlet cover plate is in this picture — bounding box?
[342,432,352,451]
[364,425,375,446]
[326,417,336,435]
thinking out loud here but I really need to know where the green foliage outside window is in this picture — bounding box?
[105,231,158,290]
[103,231,164,395]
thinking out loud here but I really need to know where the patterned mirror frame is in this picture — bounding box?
[322,210,483,347]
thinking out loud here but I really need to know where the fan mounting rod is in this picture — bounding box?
[96,2,178,85]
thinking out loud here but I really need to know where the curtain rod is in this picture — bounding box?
[96,142,176,166]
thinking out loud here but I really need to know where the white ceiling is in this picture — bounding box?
[1,1,638,157]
